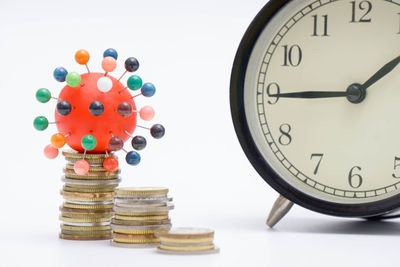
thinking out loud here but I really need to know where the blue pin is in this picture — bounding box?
[103,48,118,60]
[53,67,68,82]
[126,151,141,166]
[141,83,156,97]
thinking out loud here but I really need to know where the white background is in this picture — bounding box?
[0,0,397,266]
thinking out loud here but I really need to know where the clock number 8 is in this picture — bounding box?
[348,166,363,188]
[279,124,292,146]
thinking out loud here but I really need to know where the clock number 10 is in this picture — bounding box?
[282,45,302,67]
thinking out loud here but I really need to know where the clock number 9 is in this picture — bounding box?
[279,124,292,146]
[266,83,280,105]
[350,0,372,23]
[348,166,363,188]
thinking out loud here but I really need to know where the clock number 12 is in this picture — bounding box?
[350,1,372,23]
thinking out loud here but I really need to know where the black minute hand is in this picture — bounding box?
[362,55,400,90]
[271,91,348,99]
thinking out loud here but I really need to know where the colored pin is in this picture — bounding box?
[131,136,147,151]
[103,48,118,60]
[89,101,104,116]
[36,88,53,103]
[117,102,133,117]
[66,72,82,88]
[129,106,155,121]
[125,150,141,166]
[103,156,119,172]
[56,100,72,116]
[97,76,113,93]
[34,116,49,131]
[132,82,156,99]
[74,159,90,175]
[44,144,59,159]
[118,57,140,81]
[102,57,117,76]
[75,49,90,73]
[134,124,165,139]
[51,133,66,148]
[108,136,124,151]
[81,135,97,151]
[53,67,68,82]
[120,75,143,93]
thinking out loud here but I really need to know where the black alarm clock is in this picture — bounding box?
[230,0,400,225]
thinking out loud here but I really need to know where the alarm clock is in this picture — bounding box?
[230,0,400,225]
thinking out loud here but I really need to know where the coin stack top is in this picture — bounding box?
[155,227,219,255]
[60,151,121,241]
[111,187,174,248]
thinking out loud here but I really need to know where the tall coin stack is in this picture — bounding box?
[111,187,174,248]
[59,151,121,240]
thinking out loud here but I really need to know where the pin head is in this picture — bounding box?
[139,106,155,121]
[126,151,141,166]
[44,144,59,159]
[103,48,118,60]
[53,67,68,82]
[57,100,72,116]
[75,49,90,65]
[102,57,117,73]
[74,159,90,175]
[51,133,66,148]
[103,156,119,172]
[36,88,51,103]
[34,116,49,131]
[117,102,133,117]
[141,83,156,97]
[125,57,139,72]
[97,76,113,93]
[132,136,147,151]
[127,75,142,90]
[89,101,104,116]
[81,135,97,151]
[66,72,81,87]
[151,124,165,139]
[109,136,124,151]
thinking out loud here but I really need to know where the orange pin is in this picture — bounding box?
[75,49,90,72]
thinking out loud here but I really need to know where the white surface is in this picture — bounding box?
[0,0,398,266]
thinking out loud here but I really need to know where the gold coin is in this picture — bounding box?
[64,168,120,176]
[63,203,113,210]
[65,157,106,164]
[60,207,113,214]
[61,212,113,219]
[111,218,171,226]
[116,187,168,196]
[65,164,119,173]
[112,237,160,244]
[155,227,214,240]
[59,216,111,223]
[113,230,156,235]
[64,184,118,189]
[61,229,111,236]
[114,215,168,221]
[110,240,159,248]
[159,244,215,251]
[62,151,114,159]
[64,172,119,180]
[114,211,169,216]
[112,233,156,239]
[60,233,111,241]
[63,186,116,193]
[61,224,111,231]
[159,237,214,244]
[60,190,115,198]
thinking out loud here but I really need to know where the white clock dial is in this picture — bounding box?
[244,0,400,204]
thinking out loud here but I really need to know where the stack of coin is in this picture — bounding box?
[60,151,121,240]
[155,227,219,255]
[110,187,174,248]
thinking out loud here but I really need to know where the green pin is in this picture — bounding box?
[66,72,81,88]
[81,135,97,151]
[127,75,143,90]
[33,116,49,131]
[35,88,51,103]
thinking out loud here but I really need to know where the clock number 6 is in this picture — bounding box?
[348,166,363,188]
[279,124,292,146]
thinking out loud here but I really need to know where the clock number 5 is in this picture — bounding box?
[348,166,363,188]
[350,1,372,23]
[392,157,400,178]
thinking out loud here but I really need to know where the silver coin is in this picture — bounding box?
[62,176,121,185]
[64,200,114,205]
[114,202,167,208]
[156,247,220,255]
[110,240,159,248]
[115,194,168,199]
[160,241,214,247]
[111,223,172,232]
[61,222,111,227]
[113,203,174,213]
[66,162,104,167]
[115,196,173,203]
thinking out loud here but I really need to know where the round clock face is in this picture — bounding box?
[232,0,400,216]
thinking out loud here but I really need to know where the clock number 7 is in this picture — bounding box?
[310,153,324,175]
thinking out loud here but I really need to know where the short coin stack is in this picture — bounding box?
[111,187,174,248]
[155,227,219,255]
[60,151,121,240]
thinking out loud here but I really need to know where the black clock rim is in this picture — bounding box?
[229,0,400,218]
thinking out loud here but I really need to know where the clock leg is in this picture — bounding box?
[266,195,294,228]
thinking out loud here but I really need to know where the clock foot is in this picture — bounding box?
[266,195,294,228]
